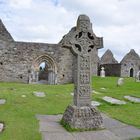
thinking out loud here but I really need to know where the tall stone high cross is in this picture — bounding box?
[60,15,103,129]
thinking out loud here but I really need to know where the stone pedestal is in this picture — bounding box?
[62,105,103,129]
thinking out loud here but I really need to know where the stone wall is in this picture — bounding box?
[0,39,76,84]
[0,19,13,41]
[99,64,121,77]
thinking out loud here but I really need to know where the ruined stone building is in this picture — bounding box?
[1,15,139,84]
[120,49,140,77]
[99,49,121,76]
[99,49,140,77]
[0,15,103,84]
[100,49,118,65]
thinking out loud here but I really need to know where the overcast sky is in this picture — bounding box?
[0,0,140,62]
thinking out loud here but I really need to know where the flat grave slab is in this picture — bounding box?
[0,99,6,105]
[124,96,140,103]
[102,96,126,105]
[33,92,46,97]
[91,101,101,107]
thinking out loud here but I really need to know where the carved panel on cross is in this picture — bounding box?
[77,21,91,31]
[80,55,90,70]
[80,71,90,84]
[79,85,90,97]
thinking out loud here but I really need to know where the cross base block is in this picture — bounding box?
[61,105,103,130]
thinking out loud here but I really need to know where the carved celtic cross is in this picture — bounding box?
[73,31,95,107]
[60,15,103,107]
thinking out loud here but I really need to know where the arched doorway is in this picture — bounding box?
[29,55,57,84]
[130,68,134,77]
[38,62,49,82]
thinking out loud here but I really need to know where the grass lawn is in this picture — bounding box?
[0,76,140,140]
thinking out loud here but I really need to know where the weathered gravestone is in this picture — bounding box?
[60,15,103,129]
[0,123,4,132]
[100,67,105,78]
[117,78,124,86]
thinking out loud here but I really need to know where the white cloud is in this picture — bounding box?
[9,0,32,8]
[0,0,140,61]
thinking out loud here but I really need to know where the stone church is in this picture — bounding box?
[120,49,140,77]
[0,15,103,84]
[100,49,140,77]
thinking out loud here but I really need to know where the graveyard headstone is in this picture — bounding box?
[100,67,105,78]
[117,78,124,86]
